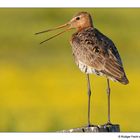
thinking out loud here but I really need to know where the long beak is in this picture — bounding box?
[35,23,71,44]
[39,28,71,44]
[35,23,69,35]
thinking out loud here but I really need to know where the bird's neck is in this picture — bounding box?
[77,25,93,32]
[77,20,94,32]
[76,24,94,32]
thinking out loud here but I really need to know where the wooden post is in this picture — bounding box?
[60,124,120,132]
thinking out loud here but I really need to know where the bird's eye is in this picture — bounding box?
[76,17,80,20]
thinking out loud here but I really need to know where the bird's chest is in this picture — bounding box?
[70,33,101,75]
[70,32,96,59]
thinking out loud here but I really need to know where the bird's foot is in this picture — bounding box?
[103,121,113,128]
[80,124,99,132]
[87,124,99,128]
[102,122,120,132]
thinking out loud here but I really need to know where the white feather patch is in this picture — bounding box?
[77,60,117,82]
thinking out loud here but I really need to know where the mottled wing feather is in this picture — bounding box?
[95,29,129,84]
[71,27,129,84]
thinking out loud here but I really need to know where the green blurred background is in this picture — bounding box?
[0,8,139,132]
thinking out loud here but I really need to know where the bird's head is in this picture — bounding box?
[35,12,93,44]
[69,12,93,31]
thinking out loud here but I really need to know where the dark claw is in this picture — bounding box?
[103,122,113,128]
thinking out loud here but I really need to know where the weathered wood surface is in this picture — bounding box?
[60,124,120,132]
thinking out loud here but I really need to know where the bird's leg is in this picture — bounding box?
[106,78,112,125]
[86,74,91,127]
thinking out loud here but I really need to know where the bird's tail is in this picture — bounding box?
[102,59,129,85]
[116,74,129,85]
[101,69,129,85]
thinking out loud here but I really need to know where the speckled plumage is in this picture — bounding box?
[70,27,129,84]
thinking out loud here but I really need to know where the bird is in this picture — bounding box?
[35,11,129,127]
